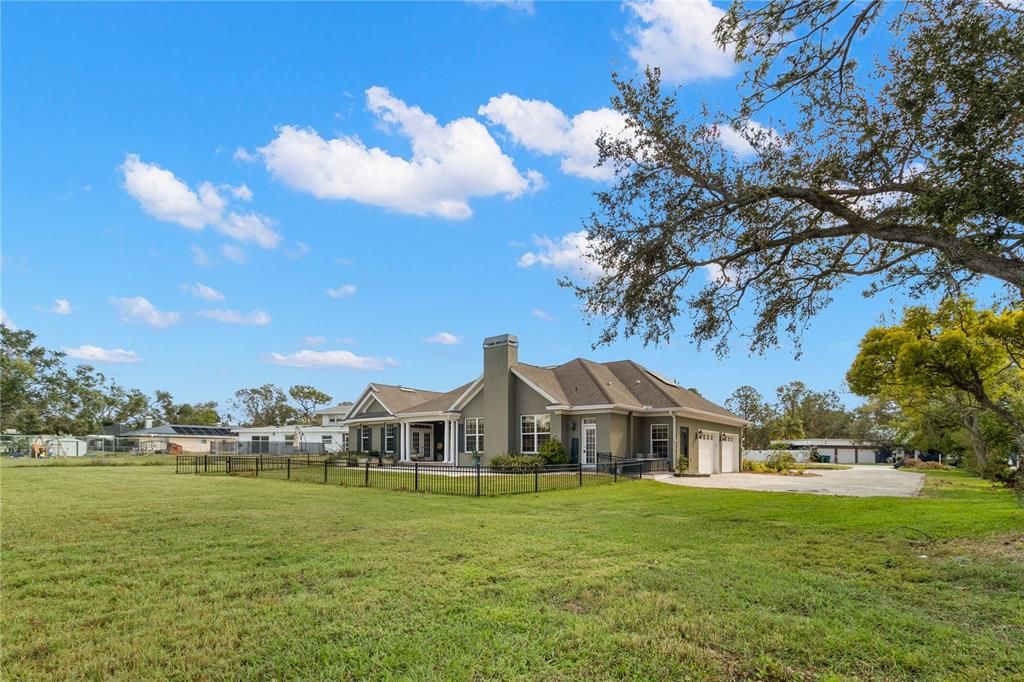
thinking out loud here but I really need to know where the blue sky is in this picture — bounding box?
[0,1,967,414]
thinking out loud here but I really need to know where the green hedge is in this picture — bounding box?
[490,454,544,472]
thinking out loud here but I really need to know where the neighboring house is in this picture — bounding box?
[233,403,352,453]
[121,423,237,453]
[344,334,748,473]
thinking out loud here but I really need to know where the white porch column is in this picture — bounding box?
[444,419,452,464]
[452,418,458,463]
[401,422,409,461]
[452,417,460,464]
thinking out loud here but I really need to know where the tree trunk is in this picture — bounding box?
[961,412,990,471]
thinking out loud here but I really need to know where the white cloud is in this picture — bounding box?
[326,284,357,298]
[532,308,554,321]
[624,0,736,85]
[468,0,535,14]
[191,245,211,266]
[0,309,16,329]
[216,211,279,248]
[221,244,247,264]
[229,183,253,201]
[121,154,223,229]
[269,349,398,370]
[233,146,259,163]
[49,298,72,315]
[111,296,181,328]
[714,120,782,157]
[287,241,312,258]
[303,335,327,346]
[64,345,142,364]
[335,257,353,266]
[703,263,739,286]
[517,230,605,279]
[424,331,461,345]
[479,94,629,181]
[198,308,271,326]
[120,154,280,248]
[181,282,225,301]
[259,86,544,220]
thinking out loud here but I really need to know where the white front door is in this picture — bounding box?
[582,418,597,464]
[411,426,433,460]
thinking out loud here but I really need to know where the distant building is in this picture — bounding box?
[232,403,351,454]
[121,424,237,454]
[749,438,890,464]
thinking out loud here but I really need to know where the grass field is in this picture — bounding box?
[2,462,1022,680]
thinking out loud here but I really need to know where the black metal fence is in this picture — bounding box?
[597,453,673,475]
[175,454,646,497]
[211,441,328,456]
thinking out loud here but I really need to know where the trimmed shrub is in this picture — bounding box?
[538,439,569,464]
[764,450,797,473]
[490,454,544,472]
[904,458,955,471]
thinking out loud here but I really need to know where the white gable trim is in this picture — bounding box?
[449,376,484,411]
[510,367,559,404]
[350,384,394,418]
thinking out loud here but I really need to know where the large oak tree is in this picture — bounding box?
[572,0,1023,354]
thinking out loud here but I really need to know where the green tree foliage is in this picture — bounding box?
[152,390,221,426]
[232,384,296,427]
[288,385,333,424]
[847,298,1024,473]
[570,0,1023,355]
[725,385,775,449]
[0,325,152,434]
[726,382,853,448]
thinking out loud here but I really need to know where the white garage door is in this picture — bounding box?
[720,435,737,473]
[835,448,857,464]
[697,431,717,474]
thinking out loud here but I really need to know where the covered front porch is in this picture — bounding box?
[398,417,460,464]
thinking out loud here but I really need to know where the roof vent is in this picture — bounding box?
[399,386,416,393]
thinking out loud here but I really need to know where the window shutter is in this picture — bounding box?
[379,426,385,452]
[458,421,465,454]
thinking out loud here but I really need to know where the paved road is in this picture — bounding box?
[652,465,925,497]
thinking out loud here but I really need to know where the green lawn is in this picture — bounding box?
[2,463,1022,680]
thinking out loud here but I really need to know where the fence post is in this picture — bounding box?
[204,455,208,473]
[614,462,618,483]
[227,456,231,475]
[476,463,481,497]
[415,462,419,492]
[256,456,260,477]
[364,460,370,487]
[579,462,583,487]
[287,457,291,480]
[534,463,539,493]
[323,458,328,484]
[194,456,198,475]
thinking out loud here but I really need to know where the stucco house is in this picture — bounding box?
[344,334,748,474]
[234,403,351,453]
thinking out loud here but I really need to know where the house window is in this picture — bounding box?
[651,424,669,458]
[342,433,350,451]
[285,434,295,448]
[359,426,371,452]
[520,414,551,454]
[251,435,269,454]
[384,424,396,453]
[464,417,484,453]
[322,435,332,445]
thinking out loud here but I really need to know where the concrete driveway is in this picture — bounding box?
[652,465,925,497]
